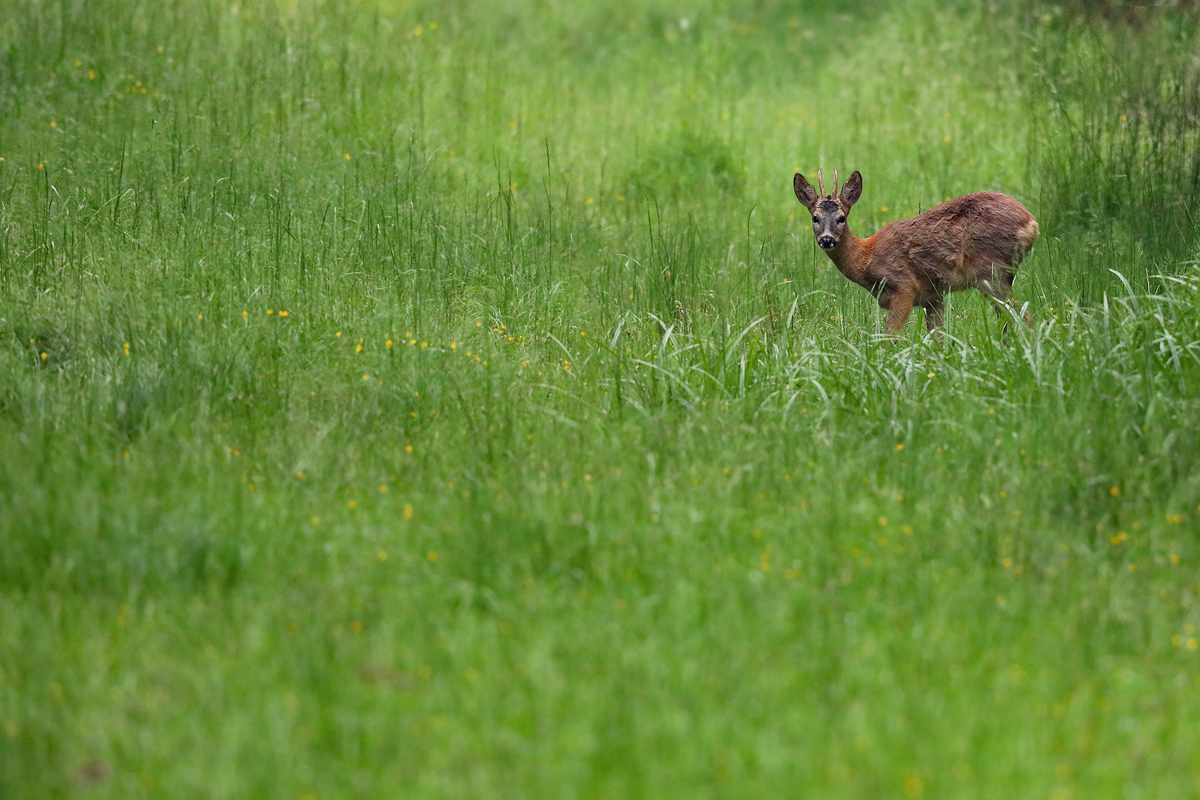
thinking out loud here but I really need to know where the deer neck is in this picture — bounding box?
[824,228,876,289]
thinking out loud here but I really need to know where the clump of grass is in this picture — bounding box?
[1031,6,1200,266]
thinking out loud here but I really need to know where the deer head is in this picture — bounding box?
[794,168,863,250]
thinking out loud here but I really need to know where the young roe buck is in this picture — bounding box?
[793,168,1039,338]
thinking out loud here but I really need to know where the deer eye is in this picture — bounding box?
[837,216,846,224]
[811,216,819,224]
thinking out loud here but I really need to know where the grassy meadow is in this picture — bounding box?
[3,0,1200,797]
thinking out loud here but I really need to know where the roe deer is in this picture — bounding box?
[793,168,1039,338]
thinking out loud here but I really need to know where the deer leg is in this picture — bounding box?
[980,269,1030,336]
[923,299,945,342]
[924,300,945,331]
[884,285,917,338]
[1002,271,1033,326]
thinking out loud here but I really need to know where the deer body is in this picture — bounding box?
[794,170,1039,336]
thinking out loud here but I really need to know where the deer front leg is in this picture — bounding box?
[883,284,917,337]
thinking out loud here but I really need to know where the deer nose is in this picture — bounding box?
[817,235,835,249]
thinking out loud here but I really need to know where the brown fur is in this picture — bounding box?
[794,170,1039,337]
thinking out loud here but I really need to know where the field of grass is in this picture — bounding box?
[2,0,1200,797]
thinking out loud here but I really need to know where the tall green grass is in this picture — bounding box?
[2,1,1200,798]
[1031,6,1200,267]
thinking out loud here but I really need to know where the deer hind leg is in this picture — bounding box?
[923,299,945,330]
[978,264,1031,335]
[1007,272,1033,325]
[923,299,945,341]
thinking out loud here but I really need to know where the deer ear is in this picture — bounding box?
[839,170,863,209]
[793,173,819,210]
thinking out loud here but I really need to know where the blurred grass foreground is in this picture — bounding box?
[2,1,1200,798]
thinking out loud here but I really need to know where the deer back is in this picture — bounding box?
[869,192,1038,292]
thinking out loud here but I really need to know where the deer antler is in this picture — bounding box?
[817,167,826,197]
[833,168,839,198]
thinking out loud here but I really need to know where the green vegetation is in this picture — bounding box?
[2,1,1199,797]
